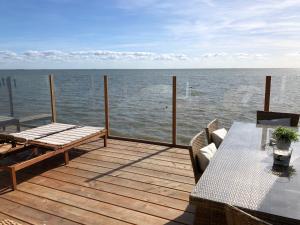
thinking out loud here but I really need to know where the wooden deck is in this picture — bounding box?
[0,139,195,225]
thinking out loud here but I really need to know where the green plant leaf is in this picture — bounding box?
[273,127,299,142]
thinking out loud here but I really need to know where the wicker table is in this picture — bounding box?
[190,122,300,225]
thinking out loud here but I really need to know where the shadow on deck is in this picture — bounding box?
[0,139,195,225]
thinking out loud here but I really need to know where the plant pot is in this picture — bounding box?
[273,148,293,167]
[276,139,291,150]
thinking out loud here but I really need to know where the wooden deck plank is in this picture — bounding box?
[0,212,32,225]
[36,169,194,212]
[66,161,194,192]
[76,145,192,172]
[88,150,191,166]
[83,142,190,158]
[86,139,190,154]
[106,141,190,155]
[53,166,190,201]
[2,191,128,225]
[92,146,190,161]
[27,175,194,225]
[0,139,195,225]
[81,152,194,177]
[17,182,182,225]
[0,197,80,225]
[72,157,194,184]
[107,143,189,154]
[79,149,192,171]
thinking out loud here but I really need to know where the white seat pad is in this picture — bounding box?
[11,123,77,141]
[212,128,227,148]
[197,143,217,171]
[10,123,104,146]
[37,126,104,146]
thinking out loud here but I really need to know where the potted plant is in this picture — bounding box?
[273,127,299,150]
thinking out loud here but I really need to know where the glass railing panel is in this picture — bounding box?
[177,69,266,145]
[109,70,172,142]
[0,75,10,116]
[269,70,300,113]
[0,70,51,132]
[2,69,298,145]
[53,71,104,127]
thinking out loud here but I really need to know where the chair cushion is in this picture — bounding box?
[197,143,217,171]
[257,118,291,126]
[212,128,227,148]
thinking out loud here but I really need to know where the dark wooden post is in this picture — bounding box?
[172,76,177,145]
[104,75,110,136]
[6,77,14,117]
[49,74,57,122]
[264,76,271,112]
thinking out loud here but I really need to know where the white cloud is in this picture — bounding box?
[202,52,228,58]
[286,52,300,57]
[201,52,269,60]
[0,50,189,62]
[247,0,300,15]
[0,51,20,60]
[120,0,300,56]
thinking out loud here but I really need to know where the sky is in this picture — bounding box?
[0,0,300,69]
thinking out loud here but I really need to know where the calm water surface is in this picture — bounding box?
[0,69,300,144]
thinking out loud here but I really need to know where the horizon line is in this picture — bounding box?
[0,67,300,70]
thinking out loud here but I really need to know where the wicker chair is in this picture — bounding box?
[189,131,207,183]
[225,205,272,225]
[257,111,299,127]
[205,119,219,144]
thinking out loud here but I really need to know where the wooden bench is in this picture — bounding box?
[0,123,107,190]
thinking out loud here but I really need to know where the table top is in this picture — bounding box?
[0,116,19,126]
[190,121,300,221]
[0,116,17,122]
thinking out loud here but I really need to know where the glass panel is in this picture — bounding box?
[269,70,300,113]
[1,69,299,145]
[109,70,172,142]
[0,76,10,116]
[177,69,266,145]
[0,70,51,132]
[53,71,104,127]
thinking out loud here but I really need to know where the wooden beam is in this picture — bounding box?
[6,77,14,117]
[264,76,271,112]
[49,74,57,123]
[172,76,177,145]
[104,75,110,135]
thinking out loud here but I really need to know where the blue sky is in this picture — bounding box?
[1,0,300,68]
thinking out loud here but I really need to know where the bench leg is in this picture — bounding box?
[16,122,20,132]
[33,146,39,156]
[104,134,108,147]
[9,167,17,190]
[64,151,69,165]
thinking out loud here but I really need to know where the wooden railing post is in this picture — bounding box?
[264,76,271,112]
[172,76,177,145]
[104,75,110,136]
[6,77,14,117]
[49,74,57,122]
